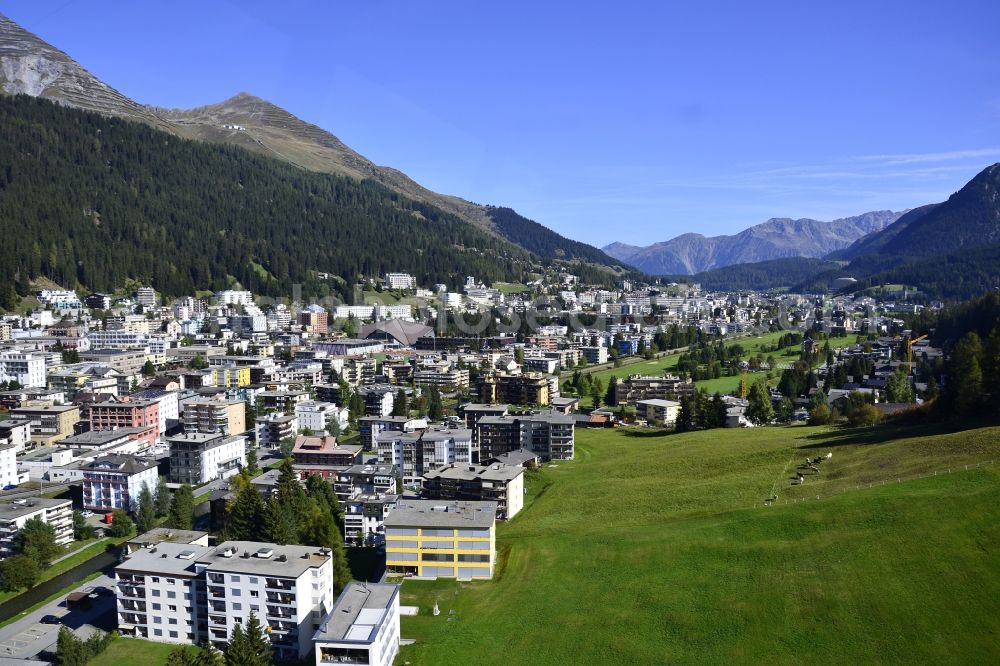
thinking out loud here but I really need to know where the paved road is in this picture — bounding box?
[0,574,117,662]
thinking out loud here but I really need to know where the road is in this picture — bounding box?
[0,574,117,662]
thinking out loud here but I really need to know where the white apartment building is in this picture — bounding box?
[214,290,255,306]
[0,443,19,490]
[376,428,473,483]
[0,352,46,388]
[295,401,348,434]
[383,273,416,290]
[116,540,335,660]
[313,582,400,666]
[203,542,335,661]
[0,497,73,557]
[167,433,247,485]
[0,419,31,455]
[81,455,159,512]
[138,389,179,435]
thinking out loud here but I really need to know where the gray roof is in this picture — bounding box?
[0,497,71,521]
[60,429,149,447]
[127,528,208,549]
[485,448,542,467]
[419,428,472,442]
[81,454,158,475]
[384,499,496,529]
[197,541,332,578]
[117,542,213,577]
[314,582,400,644]
[423,463,523,483]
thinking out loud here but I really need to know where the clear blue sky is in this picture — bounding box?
[6,1,1000,246]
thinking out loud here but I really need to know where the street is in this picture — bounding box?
[0,574,116,662]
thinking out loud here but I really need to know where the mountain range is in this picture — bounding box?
[603,210,902,275]
[0,12,624,275]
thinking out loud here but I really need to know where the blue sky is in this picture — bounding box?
[6,1,1000,245]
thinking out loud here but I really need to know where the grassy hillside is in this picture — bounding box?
[396,423,1000,665]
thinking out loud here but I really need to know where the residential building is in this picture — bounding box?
[292,434,362,468]
[477,411,575,461]
[314,339,384,357]
[298,305,329,335]
[477,373,550,406]
[412,367,469,392]
[342,493,399,547]
[384,272,416,290]
[60,427,157,455]
[0,443,19,489]
[614,373,696,405]
[376,428,473,481]
[255,413,298,449]
[201,541,335,660]
[636,399,681,427]
[458,403,509,445]
[135,287,157,309]
[11,404,80,446]
[0,419,30,454]
[80,348,149,375]
[167,433,247,484]
[134,388,180,435]
[358,416,426,451]
[0,352,46,388]
[422,463,525,520]
[0,497,73,557]
[580,346,608,365]
[313,582,400,666]
[181,398,246,435]
[81,455,159,512]
[384,500,496,579]
[295,401,348,434]
[124,527,210,555]
[331,464,398,501]
[89,396,160,433]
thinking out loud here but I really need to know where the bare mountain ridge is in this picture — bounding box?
[603,210,903,275]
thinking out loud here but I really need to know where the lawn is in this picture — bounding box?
[494,282,531,294]
[0,537,110,605]
[396,423,1000,665]
[90,638,199,666]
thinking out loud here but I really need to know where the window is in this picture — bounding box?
[166,578,175,585]
[167,591,176,599]
[169,631,178,638]
[234,617,243,623]
[151,577,160,583]
[250,605,259,612]
[231,575,240,582]
[421,553,455,562]
[230,589,241,597]
[457,554,490,563]
[153,616,162,624]
[169,618,177,625]
[249,577,258,584]
[152,590,161,597]
[250,590,258,598]
[152,603,161,610]
[233,602,242,611]
[153,629,162,637]
[169,605,177,612]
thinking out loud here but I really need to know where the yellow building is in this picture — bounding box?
[211,366,250,388]
[384,500,496,579]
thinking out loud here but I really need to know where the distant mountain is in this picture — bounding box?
[677,257,843,292]
[0,13,624,272]
[826,204,939,262]
[604,211,902,275]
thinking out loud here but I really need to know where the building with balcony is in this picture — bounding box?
[88,396,160,433]
[422,463,525,520]
[0,419,31,454]
[477,411,575,461]
[255,413,298,449]
[292,435,362,468]
[614,373,696,405]
[342,494,399,547]
[181,398,246,436]
[167,433,247,485]
[384,500,496,579]
[0,497,73,557]
[81,455,159,512]
[636,398,681,427]
[358,416,426,451]
[376,428,473,483]
[313,582,400,666]
[477,372,551,406]
[295,401,348,434]
[80,348,149,375]
[0,351,46,388]
[10,404,80,447]
[0,443,19,490]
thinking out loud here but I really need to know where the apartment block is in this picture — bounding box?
[0,352,46,388]
[89,396,160,433]
[11,404,80,446]
[167,433,247,484]
[383,272,416,290]
[181,398,246,436]
[636,398,681,427]
[255,413,298,449]
[376,428,473,481]
[477,411,575,461]
[80,348,149,375]
[0,497,73,557]
[0,419,31,454]
[422,463,525,520]
[384,500,496,579]
[295,401,348,434]
[358,416,426,451]
[0,443,19,489]
[613,373,696,405]
[81,455,159,512]
[117,540,335,661]
[342,494,399,547]
[313,582,400,666]
[292,435,363,469]
[477,372,550,406]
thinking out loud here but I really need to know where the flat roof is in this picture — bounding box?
[0,497,71,521]
[197,541,332,578]
[423,463,523,483]
[127,528,208,548]
[117,542,213,577]
[61,428,149,446]
[384,499,496,529]
[636,399,681,408]
[314,582,399,644]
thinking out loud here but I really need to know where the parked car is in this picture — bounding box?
[40,615,61,625]
[80,510,94,518]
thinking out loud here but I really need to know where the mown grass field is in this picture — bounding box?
[396,423,1000,665]
[90,638,199,666]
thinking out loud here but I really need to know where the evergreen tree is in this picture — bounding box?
[391,389,408,417]
[300,504,339,549]
[885,368,915,403]
[72,510,95,540]
[427,386,444,421]
[169,484,195,530]
[712,392,728,427]
[195,643,227,666]
[948,331,984,417]
[305,473,343,526]
[227,613,272,666]
[166,646,197,666]
[262,496,296,545]
[135,483,157,534]
[246,445,259,475]
[141,359,156,377]
[14,516,60,566]
[225,473,266,542]
[675,396,695,432]
[604,378,617,407]
[745,380,775,426]
[983,326,1000,404]
[154,476,171,517]
[109,509,135,537]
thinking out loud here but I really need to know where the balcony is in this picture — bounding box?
[265,578,293,591]
[208,586,226,599]
[209,615,227,626]
[319,647,370,664]
[118,586,144,599]
[118,600,146,613]
[266,605,293,619]
[208,573,225,584]
[265,592,295,606]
